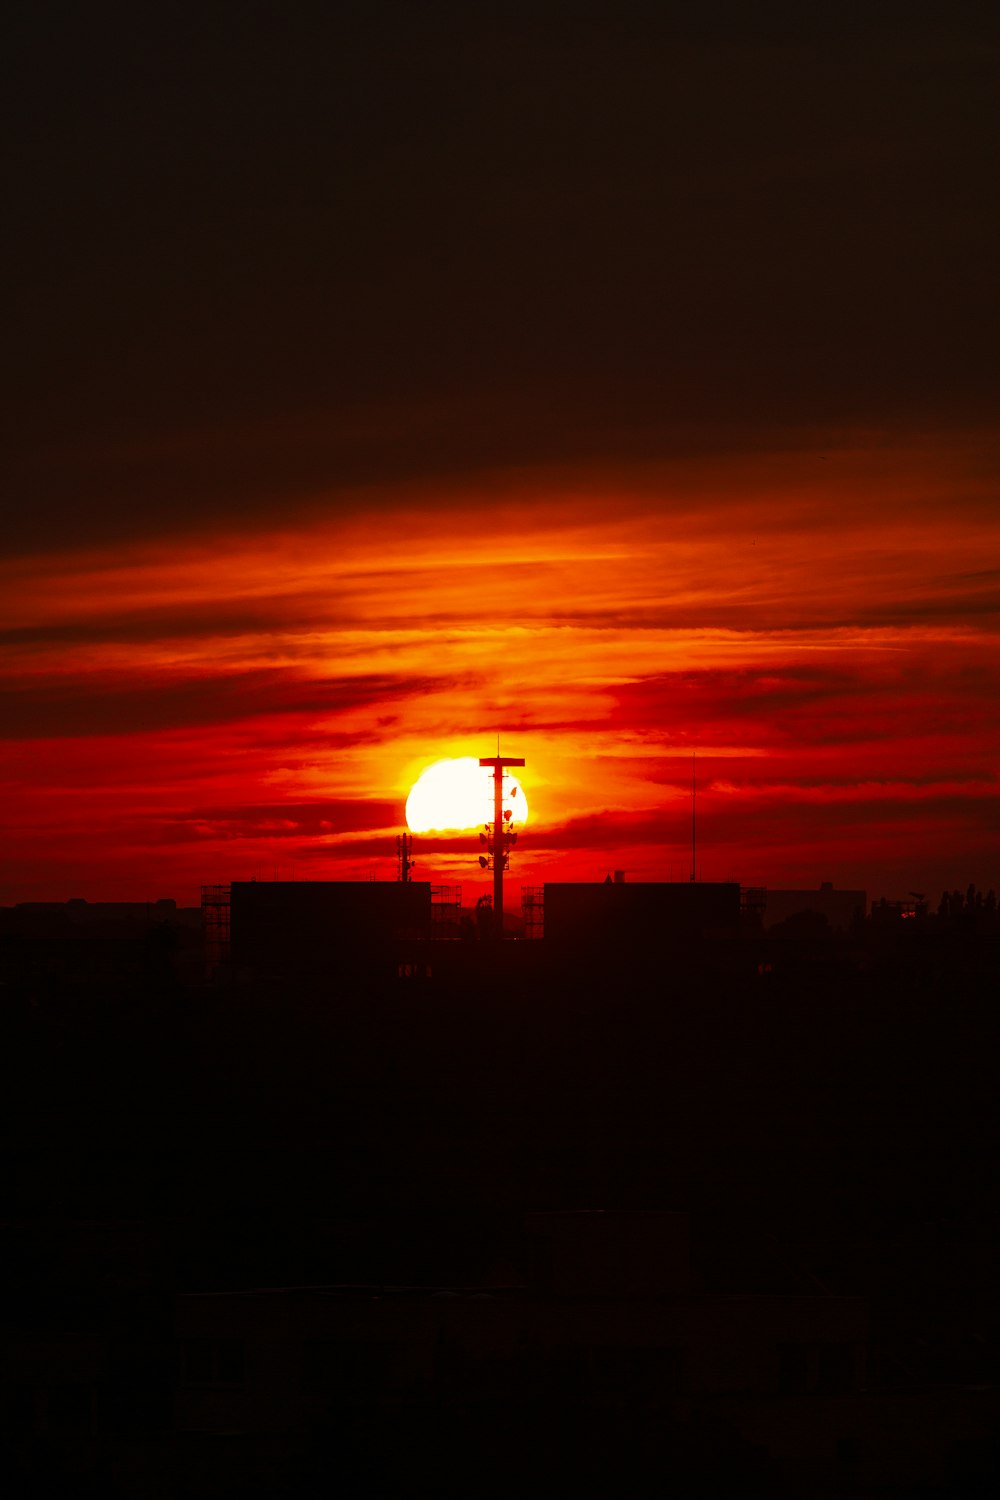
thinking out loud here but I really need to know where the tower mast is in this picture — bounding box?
[479,748,525,939]
[396,831,413,883]
[690,750,697,883]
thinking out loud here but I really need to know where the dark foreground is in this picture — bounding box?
[4,920,1000,1495]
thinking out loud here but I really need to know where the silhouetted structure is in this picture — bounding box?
[761,882,866,932]
[478,751,525,938]
[229,880,432,982]
[690,749,697,882]
[396,831,414,883]
[871,894,924,926]
[429,883,462,938]
[542,880,741,950]
[0,896,202,988]
[7,869,1000,1495]
[171,1211,870,1494]
[201,884,230,976]
[3,897,200,935]
[521,884,544,940]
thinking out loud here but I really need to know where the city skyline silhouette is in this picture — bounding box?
[4,3,999,1493]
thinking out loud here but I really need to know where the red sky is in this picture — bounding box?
[4,436,998,905]
[4,7,999,906]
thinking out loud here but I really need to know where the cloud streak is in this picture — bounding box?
[3,437,999,902]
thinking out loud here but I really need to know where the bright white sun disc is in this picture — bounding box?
[405,758,529,834]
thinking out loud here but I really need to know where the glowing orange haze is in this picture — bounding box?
[2,438,998,905]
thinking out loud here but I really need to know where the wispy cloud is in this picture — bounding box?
[3,437,999,900]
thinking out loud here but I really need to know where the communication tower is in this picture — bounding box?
[397,831,414,883]
[690,750,697,883]
[478,748,525,939]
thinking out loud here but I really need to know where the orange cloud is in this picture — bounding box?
[2,436,998,902]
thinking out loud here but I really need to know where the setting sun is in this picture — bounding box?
[405,758,529,835]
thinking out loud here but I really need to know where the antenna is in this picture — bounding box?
[396,831,414,884]
[690,750,697,883]
[479,746,525,939]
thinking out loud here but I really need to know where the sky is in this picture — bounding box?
[3,3,999,905]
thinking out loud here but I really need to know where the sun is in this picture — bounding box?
[406,758,529,834]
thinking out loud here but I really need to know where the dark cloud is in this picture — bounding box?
[610,660,1000,749]
[0,597,351,648]
[686,788,1000,847]
[0,668,453,739]
[5,3,999,550]
[855,589,1000,626]
[153,799,400,844]
[529,786,1000,856]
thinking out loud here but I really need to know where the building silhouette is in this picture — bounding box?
[759,881,866,933]
[6,869,1000,1494]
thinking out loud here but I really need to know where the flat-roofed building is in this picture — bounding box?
[229,880,432,981]
[542,880,741,949]
[762,882,866,933]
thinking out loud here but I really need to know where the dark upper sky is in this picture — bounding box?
[6,1,999,549]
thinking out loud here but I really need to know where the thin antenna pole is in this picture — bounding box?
[690,750,696,883]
